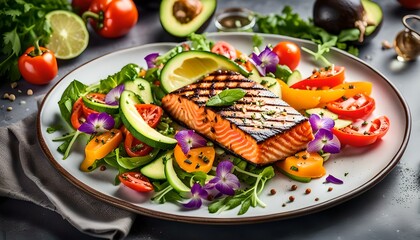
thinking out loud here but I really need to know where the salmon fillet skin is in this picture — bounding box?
[161,70,314,165]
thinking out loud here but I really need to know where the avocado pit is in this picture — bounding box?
[173,0,203,24]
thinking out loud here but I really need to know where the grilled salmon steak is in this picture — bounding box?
[161,70,314,165]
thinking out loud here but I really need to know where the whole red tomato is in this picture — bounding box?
[87,0,138,38]
[72,0,93,15]
[272,41,301,70]
[18,46,58,85]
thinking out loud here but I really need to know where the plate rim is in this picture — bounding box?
[37,32,412,224]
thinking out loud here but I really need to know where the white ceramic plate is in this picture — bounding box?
[38,32,410,224]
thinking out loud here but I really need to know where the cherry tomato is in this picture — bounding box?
[327,93,376,120]
[290,66,345,89]
[272,41,301,70]
[18,46,58,85]
[119,172,153,192]
[211,41,237,60]
[124,132,154,157]
[332,116,390,147]
[87,0,138,38]
[72,0,93,15]
[135,104,163,128]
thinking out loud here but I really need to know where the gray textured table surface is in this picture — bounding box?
[1,0,419,239]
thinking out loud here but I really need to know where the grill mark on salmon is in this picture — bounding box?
[161,70,314,165]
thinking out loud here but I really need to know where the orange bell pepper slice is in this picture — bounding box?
[276,151,326,181]
[80,129,123,172]
[174,144,215,173]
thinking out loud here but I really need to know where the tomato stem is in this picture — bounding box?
[82,11,104,29]
[29,30,42,56]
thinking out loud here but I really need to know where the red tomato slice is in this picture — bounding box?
[119,172,153,192]
[327,93,375,120]
[124,132,154,157]
[71,98,85,129]
[291,66,345,89]
[135,104,163,129]
[333,116,390,147]
[211,41,237,60]
[272,41,301,70]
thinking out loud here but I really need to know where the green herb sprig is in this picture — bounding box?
[206,88,247,107]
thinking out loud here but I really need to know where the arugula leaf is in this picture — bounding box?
[206,88,247,107]
[58,80,87,126]
[98,63,140,93]
[0,0,70,82]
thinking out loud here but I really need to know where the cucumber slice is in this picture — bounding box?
[82,95,119,114]
[305,108,338,120]
[160,50,249,93]
[286,70,302,86]
[117,148,160,170]
[141,150,173,180]
[124,78,153,104]
[165,156,190,197]
[334,119,352,129]
[120,90,177,149]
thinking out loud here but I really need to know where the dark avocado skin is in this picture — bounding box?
[313,0,383,45]
[313,0,364,35]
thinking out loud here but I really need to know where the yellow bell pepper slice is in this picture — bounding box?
[80,129,123,172]
[332,81,373,98]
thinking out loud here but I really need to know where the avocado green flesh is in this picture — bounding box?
[362,0,383,36]
[160,0,217,37]
[119,90,177,149]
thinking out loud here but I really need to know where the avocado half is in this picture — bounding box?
[313,0,383,44]
[160,0,217,38]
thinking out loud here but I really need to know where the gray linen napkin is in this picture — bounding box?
[0,111,136,239]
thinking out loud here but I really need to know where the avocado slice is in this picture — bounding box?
[362,0,383,37]
[160,0,217,38]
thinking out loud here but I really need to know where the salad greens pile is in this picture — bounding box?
[0,0,71,82]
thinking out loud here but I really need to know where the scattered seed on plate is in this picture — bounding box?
[3,93,9,99]
[328,187,333,192]
[10,82,17,89]
[270,189,276,195]
[290,184,298,191]
[315,197,319,201]
[305,188,311,194]
[27,89,33,96]
[289,196,295,202]
[6,106,12,111]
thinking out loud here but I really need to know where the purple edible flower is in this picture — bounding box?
[307,128,341,154]
[105,84,125,106]
[144,52,159,69]
[78,112,115,134]
[174,130,207,154]
[250,46,279,76]
[325,174,344,184]
[309,114,335,133]
[182,183,208,209]
[205,160,240,196]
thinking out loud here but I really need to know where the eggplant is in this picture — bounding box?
[313,0,383,44]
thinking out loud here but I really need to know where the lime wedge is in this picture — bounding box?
[45,10,89,59]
